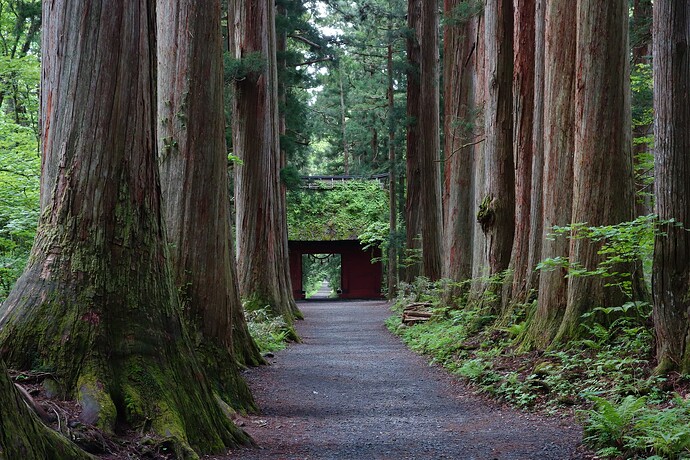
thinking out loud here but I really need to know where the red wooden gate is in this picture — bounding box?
[288,240,383,300]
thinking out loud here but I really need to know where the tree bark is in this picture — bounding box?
[230,0,301,325]
[404,0,423,282]
[0,361,90,459]
[555,0,638,342]
[525,0,545,302]
[525,0,576,348]
[652,0,690,374]
[442,0,480,298]
[469,13,489,298]
[417,0,443,281]
[0,0,248,453]
[502,0,535,314]
[156,0,262,413]
[477,0,514,308]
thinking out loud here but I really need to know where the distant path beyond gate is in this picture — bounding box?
[223,300,583,459]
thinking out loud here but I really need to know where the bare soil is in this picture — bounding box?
[215,300,585,460]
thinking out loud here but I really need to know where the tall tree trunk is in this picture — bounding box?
[157,0,262,413]
[502,0,535,314]
[470,13,489,297]
[525,0,545,302]
[476,0,514,308]
[230,0,301,325]
[0,0,248,453]
[555,0,638,342]
[442,0,480,299]
[417,0,443,281]
[387,38,398,298]
[404,0,423,282]
[652,0,690,374]
[525,0,576,348]
[0,361,90,459]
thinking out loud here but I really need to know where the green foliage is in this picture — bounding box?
[582,394,690,459]
[631,62,654,207]
[307,0,408,176]
[245,307,289,354]
[224,52,266,81]
[0,102,40,303]
[583,395,648,454]
[537,215,658,297]
[287,180,388,241]
[0,0,41,303]
[443,0,484,26]
[280,164,302,191]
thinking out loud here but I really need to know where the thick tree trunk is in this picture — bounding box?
[417,0,443,281]
[525,0,545,302]
[0,1,248,453]
[470,14,489,298]
[404,0,423,282]
[502,0,535,314]
[555,0,638,342]
[525,0,576,348]
[230,0,301,325]
[476,0,514,309]
[442,0,480,299]
[652,0,690,374]
[0,361,90,459]
[156,0,262,413]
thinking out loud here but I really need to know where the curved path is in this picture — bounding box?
[223,300,582,459]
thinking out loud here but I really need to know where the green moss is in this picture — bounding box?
[77,373,117,433]
[476,195,495,230]
[286,181,388,241]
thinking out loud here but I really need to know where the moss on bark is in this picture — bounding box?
[0,361,92,460]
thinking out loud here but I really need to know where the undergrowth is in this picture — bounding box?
[245,307,289,354]
[388,276,690,460]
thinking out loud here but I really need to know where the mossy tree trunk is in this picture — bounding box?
[555,0,639,343]
[475,0,514,309]
[469,12,489,300]
[524,0,576,348]
[156,0,263,414]
[0,361,90,460]
[0,1,248,454]
[442,0,480,301]
[229,0,301,325]
[652,0,690,374]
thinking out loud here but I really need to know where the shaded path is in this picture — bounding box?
[223,300,582,459]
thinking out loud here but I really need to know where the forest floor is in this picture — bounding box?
[216,299,586,460]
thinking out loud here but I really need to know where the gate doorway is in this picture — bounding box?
[289,240,383,300]
[303,253,341,299]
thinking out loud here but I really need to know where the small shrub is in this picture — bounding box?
[245,308,289,354]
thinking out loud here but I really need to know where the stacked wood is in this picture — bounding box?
[402,302,433,325]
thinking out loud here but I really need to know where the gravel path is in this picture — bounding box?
[220,300,583,459]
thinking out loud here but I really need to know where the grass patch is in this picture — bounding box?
[245,308,289,354]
